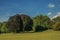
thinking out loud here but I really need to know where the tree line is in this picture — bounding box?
[0,14,60,33]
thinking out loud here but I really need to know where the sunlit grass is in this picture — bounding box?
[0,30,60,40]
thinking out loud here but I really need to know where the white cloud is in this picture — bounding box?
[48,3,55,8]
[51,12,60,19]
[47,12,52,15]
[57,12,60,15]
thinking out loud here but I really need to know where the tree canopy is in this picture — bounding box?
[7,14,23,33]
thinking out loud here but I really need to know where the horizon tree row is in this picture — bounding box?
[0,14,60,33]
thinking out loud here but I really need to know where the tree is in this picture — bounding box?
[1,22,9,33]
[53,16,60,22]
[42,16,52,29]
[52,16,60,31]
[33,15,51,31]
[52,22,60,31]
[20,14,33,31]
[0,22,2,33]
[7,14,23,33]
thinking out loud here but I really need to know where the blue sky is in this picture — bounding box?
[0,0,60,22]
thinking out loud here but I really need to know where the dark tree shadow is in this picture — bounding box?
[35,25,47,32]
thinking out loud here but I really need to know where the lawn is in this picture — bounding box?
[0,30,60,40]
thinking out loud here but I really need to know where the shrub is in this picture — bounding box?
[1,22,9,33]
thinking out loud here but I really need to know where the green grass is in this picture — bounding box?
[0,30,60,40]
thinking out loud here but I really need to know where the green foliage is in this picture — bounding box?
[0,22,2,29]
[53,16,60,22]
[33,15,51,31]
[52,22,60,31]
[0,22,1,29]
[0,22,2,33]
[1,22,9,33]
[52,16,60,31]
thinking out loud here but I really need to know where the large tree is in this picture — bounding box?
[7,14,23,33]
[33,15,51,31]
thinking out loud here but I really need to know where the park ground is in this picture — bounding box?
[0,30,60,40]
